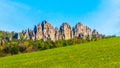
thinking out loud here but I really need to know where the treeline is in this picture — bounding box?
[0,30,116,57]
[0,36,103,57]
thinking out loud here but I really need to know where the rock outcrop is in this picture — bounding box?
[74,23,85,38]
[42,21,55,41]
[55,27,60,40]
[73,22,92,39]
[21,21,102,41]
[23,29,30,40]
[34,24,43,40]
[60,23,72,40]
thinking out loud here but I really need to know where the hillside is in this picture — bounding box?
[0,37,120,68]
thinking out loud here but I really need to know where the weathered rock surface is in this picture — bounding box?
[21,21,101,41]
[42,21,55,41]
[74,23,85,38]
[55,27,60,40]
[23,29,30,40]
[34,24,43,40]
[74,22,92,39]
[60,23,71,40]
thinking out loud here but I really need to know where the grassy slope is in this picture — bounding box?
[0,37,120,68]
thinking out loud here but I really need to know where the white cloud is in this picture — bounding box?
[85,0,120,35]
[0,0,36,32]
[0,0,120,36]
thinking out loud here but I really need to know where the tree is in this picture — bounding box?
[55,40,63,47]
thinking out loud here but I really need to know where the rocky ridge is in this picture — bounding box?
[20,21,103,41]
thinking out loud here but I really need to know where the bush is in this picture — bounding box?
[26,45,35,52]
[55,40,63,47]
[67,39,74,45]
[18,44,26,53]
[11,45,19,54]
[44,40,55,49]
[33,40,44,50]
[3,42,19,55]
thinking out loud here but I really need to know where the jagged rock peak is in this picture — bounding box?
[41,21,55,41]
[21,21,103,41]
[60,22,72,40]
[34,24,43,40]
[61,22,71,29]
[75,22,83,27]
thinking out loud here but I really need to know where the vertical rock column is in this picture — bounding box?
[42,21,55,41]
[34,24,43,40]
[74,23,85,39]
[60,23,72,40]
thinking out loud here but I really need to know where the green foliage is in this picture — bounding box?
[0,37,120,68]
[44,40,55,49]
[3,44,19,55]
[0,30,106,56]
[0,36,102,56]
[33,40,44,50]
[33,40,55,50]
[67,39,74,45]
[55,40,63,47]
[18,43,26,53]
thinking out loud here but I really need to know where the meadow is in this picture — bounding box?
[0,37,120,68]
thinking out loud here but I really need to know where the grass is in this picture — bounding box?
[0,37,120,68]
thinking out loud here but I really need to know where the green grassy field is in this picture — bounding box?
[0,37,120,68]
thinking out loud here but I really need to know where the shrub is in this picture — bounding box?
[55,40,63,47]
[18,43,26,53]
[3,42,19,55]
[26,45,35,52]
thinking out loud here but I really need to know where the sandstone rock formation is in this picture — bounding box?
[42,21,55,41]
[23,29,30,40]
[34,24,43,40]
[74,23,85,38]
[21,21,102,41]
[29,30,35,41]
[60,23,71,40]
[55,27,60,40]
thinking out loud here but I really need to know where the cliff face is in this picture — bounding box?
[74,23,85,37]
[34,24,42,40]
[23,30,30,40]
[73,23,92,39]
[42,21,55,41]
[60,23,71,40]
[22,21,101,41]
[55,27,60,40]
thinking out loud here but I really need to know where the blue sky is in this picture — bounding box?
[0,0,120,35]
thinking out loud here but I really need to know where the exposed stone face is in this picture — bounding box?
[92,29,99,39]
[42,21,55,41]
[92,29,99,36]
[74,23,85,38]
[34,24,43,40]
[86,26,92,36]
[22,21,102,41]
[82,26,92,40]
[71,27,75,38]
[29,30,35,41]
[23,30,30,40]
[60,23,71,40]
[74,23,92,39]
[55,27,60,40]
[75,23,83,35]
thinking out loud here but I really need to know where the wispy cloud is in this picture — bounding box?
[0,0,120,36]
[84,0,120,35]
[0,0,38,32]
